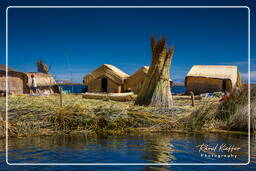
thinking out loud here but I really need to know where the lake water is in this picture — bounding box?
[0,133,255,170]
[60,85,185,94]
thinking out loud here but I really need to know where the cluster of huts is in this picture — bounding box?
[83,64,173,94]
[83,64,243,95]
[0,63,243,96]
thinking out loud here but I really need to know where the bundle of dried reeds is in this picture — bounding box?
[37,60,49,74]
[135,37,174,108]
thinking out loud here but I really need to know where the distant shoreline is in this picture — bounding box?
[60,82,186,86]
[58,83,84,85]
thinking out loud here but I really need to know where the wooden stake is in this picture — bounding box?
[59,86,63,107]
[190,91,195,107]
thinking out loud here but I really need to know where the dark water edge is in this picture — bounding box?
[0,133,255,170]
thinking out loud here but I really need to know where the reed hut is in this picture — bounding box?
[124,66,173,94]
[83,64,129,93]
[22,72,58,94]
[185,65,243,95]
[0,64,58,95]
[124,66,149,94]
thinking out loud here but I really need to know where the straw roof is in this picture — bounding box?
[84,64,129,85]
[132,66,149,76]
[186,65,239,86]
[125,66,149,84]
[127,66,172,82]
[24,72,57,87]
[0,64,16,71]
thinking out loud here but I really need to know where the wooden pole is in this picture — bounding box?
[190,91,195,107]
[59,86,63,107]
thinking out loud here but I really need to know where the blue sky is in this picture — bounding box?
[0,0,255,83]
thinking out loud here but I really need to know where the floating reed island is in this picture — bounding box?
[0,37,254,138]
[0,87,255,138]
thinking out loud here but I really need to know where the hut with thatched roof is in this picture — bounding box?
[185,65,243,95]
[0,64,59,95]
[21,72,58,94]
[124,66,173,94]
[83,64,129,93]
[124,66,149,94]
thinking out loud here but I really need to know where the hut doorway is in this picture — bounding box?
[101,78,108,92]
[222,79,228,92]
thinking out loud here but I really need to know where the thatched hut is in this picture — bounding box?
[124,66,173,94]
[185,65,243,95]
[0,64,58,95]
[22,72,58,94]
[124,66,149,94]
[83,64,129,93]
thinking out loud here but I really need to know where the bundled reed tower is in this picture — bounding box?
[135,37,174,108]
[37,60,49,74]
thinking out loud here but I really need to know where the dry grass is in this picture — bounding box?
[2,90,252,138]
[0,94,203,137]
[188,87,256,132]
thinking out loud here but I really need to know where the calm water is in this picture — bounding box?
[60,85,185,94]
[60,84,87,94]
[171,86,185,94]
[0,133,255,170]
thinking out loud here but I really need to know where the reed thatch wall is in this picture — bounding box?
[0,71,24,94]
[24,72,56,87]
[23,72,58,94]
[84,64,129,93]
[124,66,149,94]
[185,65,243,94]
[87,76,122,93]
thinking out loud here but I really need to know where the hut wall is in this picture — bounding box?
[108,79,121,93]
[0,75,24,94]
[236,71,243,88]
[125,73,172,94]
[125,80,144,94]
[23,72,58,94]
[0,76,6,92]
[185,77,232,95]
[87,76,121,93]
[88,78,102,92]
[124,72,147,94]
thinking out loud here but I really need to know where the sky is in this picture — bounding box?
[0,0,255,83]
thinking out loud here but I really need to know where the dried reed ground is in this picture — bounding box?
[187,87,256,132]
[0,94,214,137]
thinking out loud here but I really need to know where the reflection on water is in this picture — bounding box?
[0,133,255,170]
[0,133,252,165]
